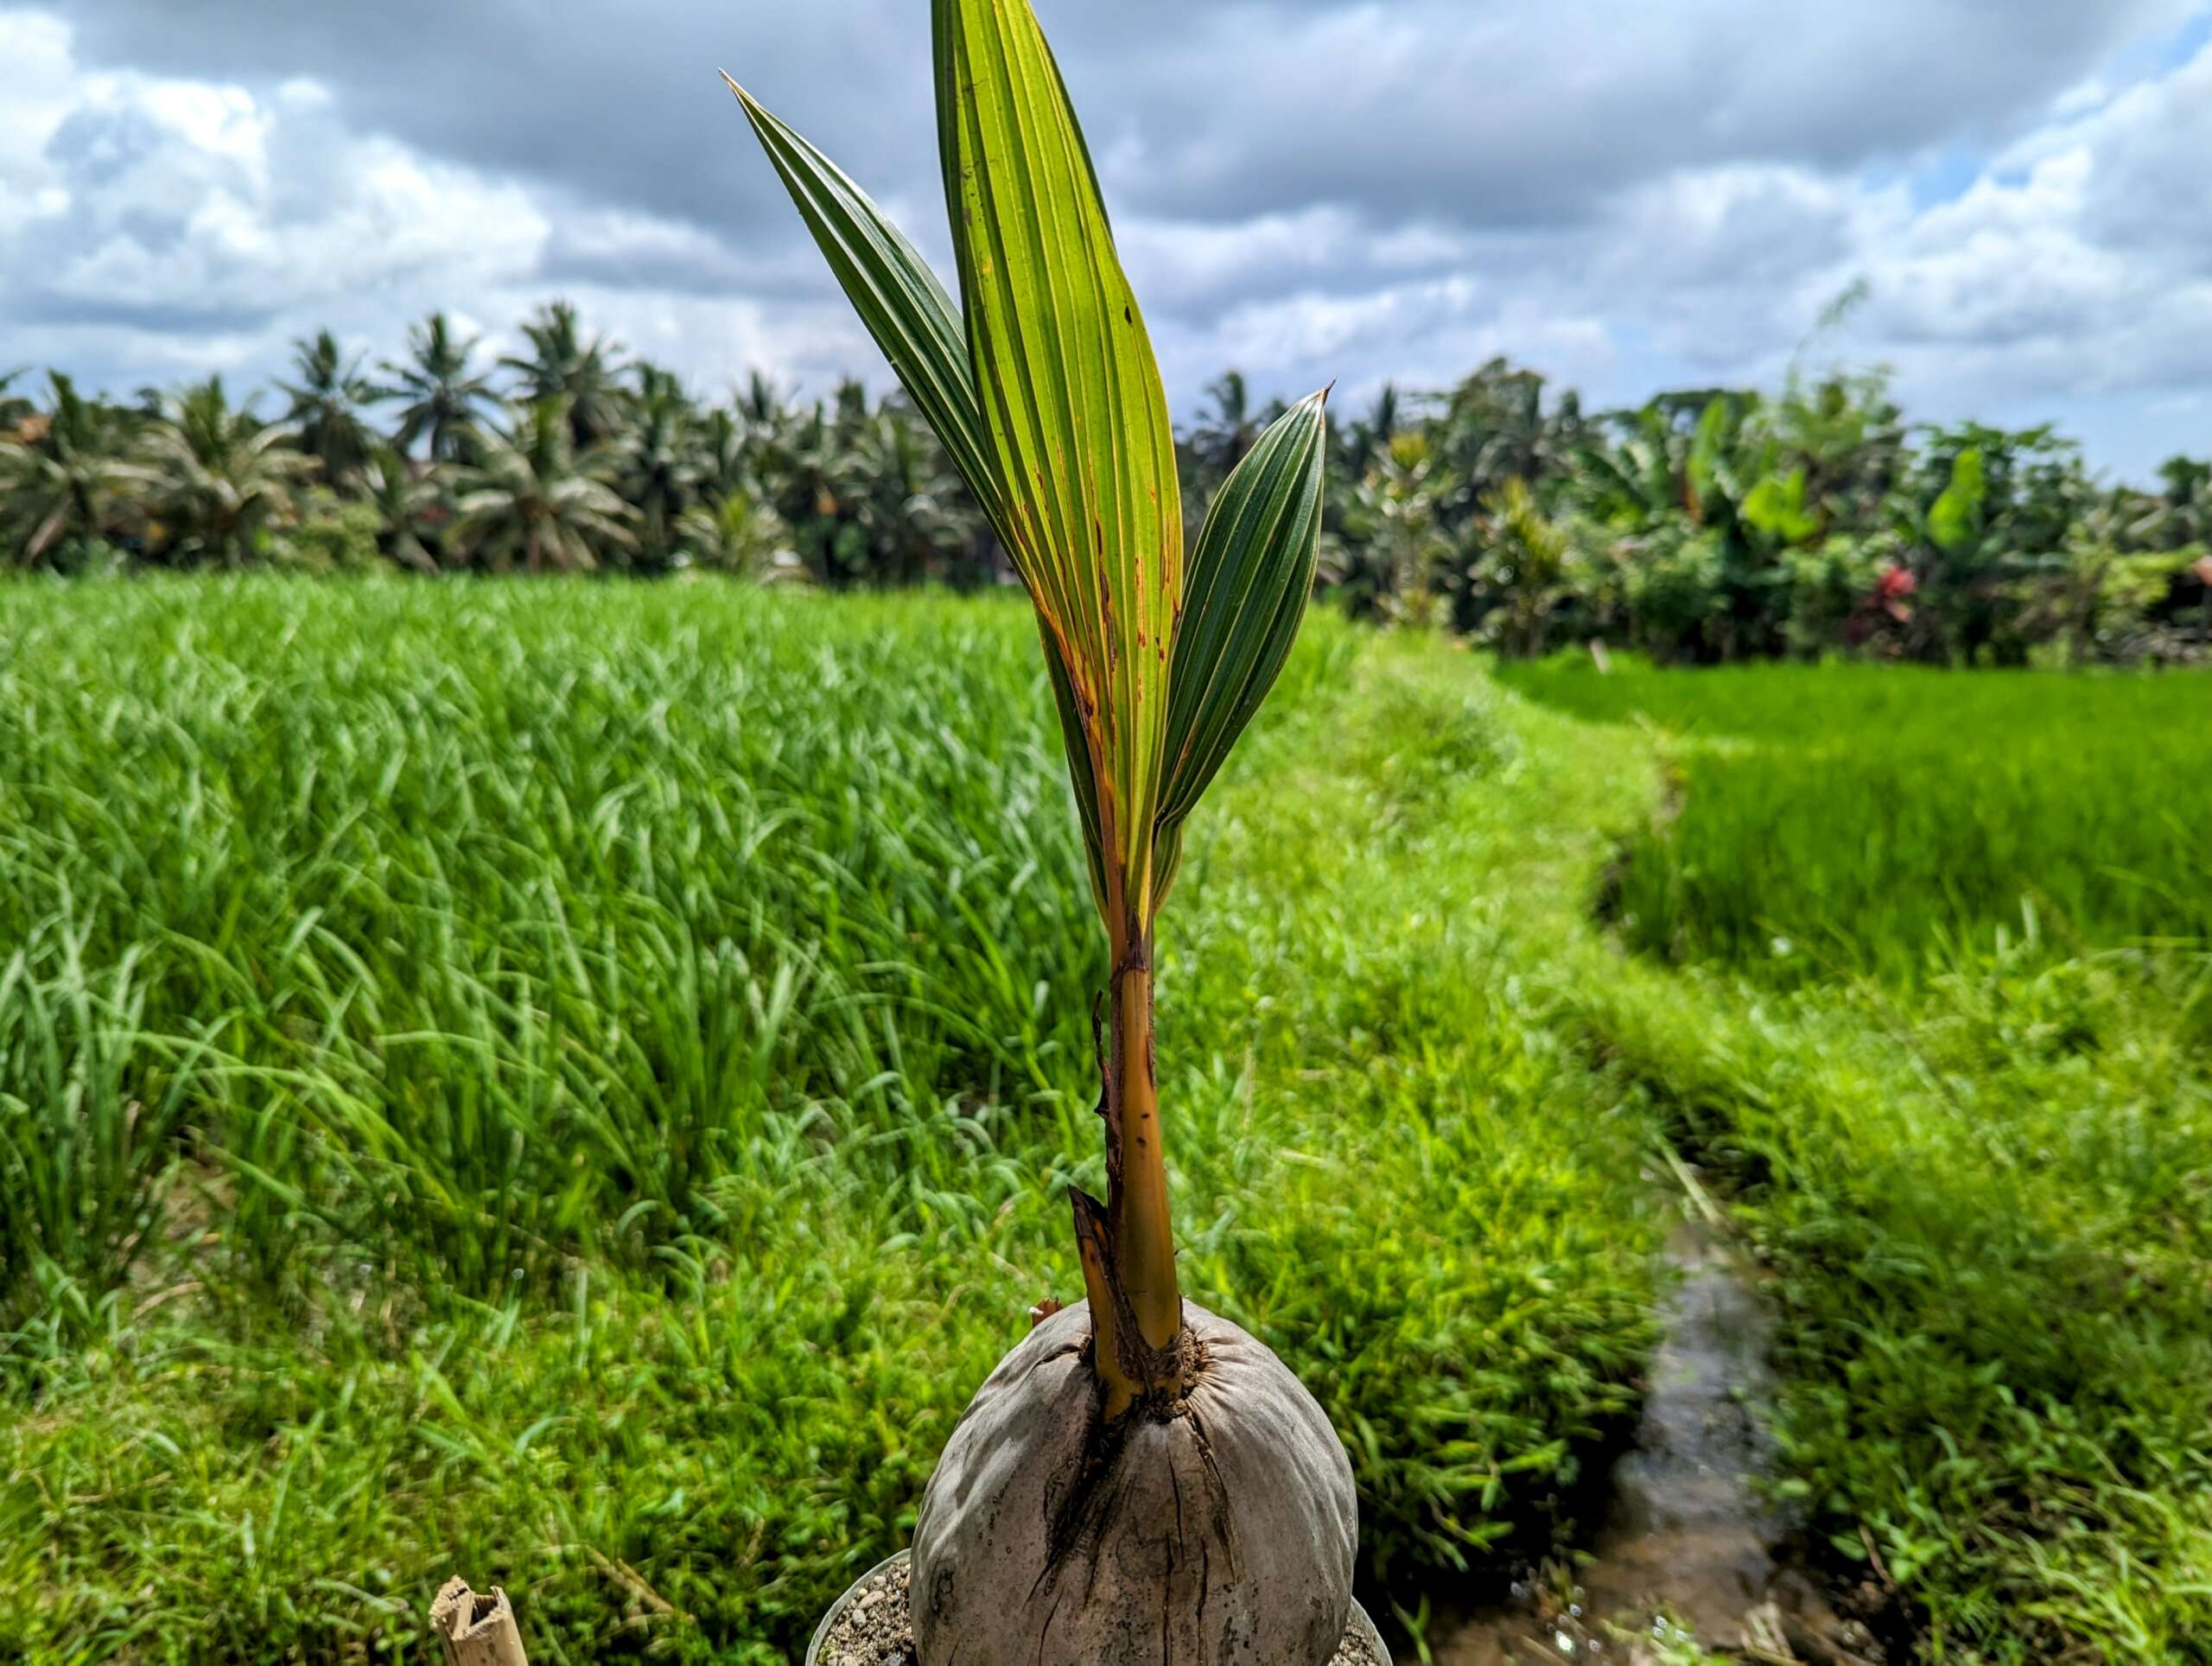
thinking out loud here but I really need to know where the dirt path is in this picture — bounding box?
[1424,1218,1882,1665]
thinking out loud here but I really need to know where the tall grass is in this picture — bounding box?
[1497,658,2212,978]
[0,579,1661,1662]
[0,581,1104,1297]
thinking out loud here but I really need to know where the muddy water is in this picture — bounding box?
[1424,1220,1879,1664]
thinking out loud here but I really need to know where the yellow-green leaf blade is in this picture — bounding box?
[935,0,1182,924]
[725,72,1114,897]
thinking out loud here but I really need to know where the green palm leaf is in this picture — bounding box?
[723,73,1111,906]
[732,7,1307,934]
[722,76,1001,525]
[1154,389,1329,908]
[934,0,1183,931]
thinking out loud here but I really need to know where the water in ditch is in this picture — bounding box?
[1422,1218,1885,1665]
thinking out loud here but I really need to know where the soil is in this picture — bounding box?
[810,1552,1388,1666]
[1423,1220,1886,1666]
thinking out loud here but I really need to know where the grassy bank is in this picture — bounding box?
[0,580,1662,1662]
[1499,657,2212,1662]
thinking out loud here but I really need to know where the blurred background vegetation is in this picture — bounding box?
[5,303,2209,665]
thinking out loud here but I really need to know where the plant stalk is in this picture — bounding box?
[1106,938,1180,1356]
[1071,890,1188,1407]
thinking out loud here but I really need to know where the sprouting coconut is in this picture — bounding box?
[727,3,1355,1661]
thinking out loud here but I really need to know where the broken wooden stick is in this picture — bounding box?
[429,1577,530,1666]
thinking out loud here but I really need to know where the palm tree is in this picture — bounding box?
[0,369,33,436]
[359,444,446,574]
[847,396,992,585]
[749,380,983,586]
[448,398,635,573]
[615,365,702,568]
[379,313,498,465]
[690,403,753,504]
[1331,429,1451,624]
[0,372,151,567]
[751,388,855,582]
[1184,370,1259,495]
[140,378,314,567]
[677,488,793,578]
[278,330,379,490]
[502,302,626,448]
[2146,456,2212,550]
[1337,381,1402,479]
[734,369,785,433]
[1433,358,1573,525]
[1475,477,1573,655]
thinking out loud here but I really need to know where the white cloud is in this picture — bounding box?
[0,9,873,407]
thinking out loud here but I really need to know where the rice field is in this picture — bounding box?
[3,582,2208,1664]
[1495,656,2212,979]
[0,579,1660,1663]
[1503,654,2212,1662]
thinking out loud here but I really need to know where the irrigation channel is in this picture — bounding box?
[1426,1212,1885,1665]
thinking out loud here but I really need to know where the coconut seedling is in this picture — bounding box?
[728,3,1355,1662]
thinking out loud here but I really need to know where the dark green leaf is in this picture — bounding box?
[1153,390,1328,909]
[722,75,1002,525]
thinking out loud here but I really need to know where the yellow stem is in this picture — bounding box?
[1107,925,1181,1356]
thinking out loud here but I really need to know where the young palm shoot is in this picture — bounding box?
[728,5,1353,1662]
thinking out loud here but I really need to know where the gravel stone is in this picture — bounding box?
[814,1554,1386,1666]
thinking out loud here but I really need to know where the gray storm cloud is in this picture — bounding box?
[5,0,2211,477]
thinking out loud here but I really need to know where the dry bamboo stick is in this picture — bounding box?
[429,1577,530,1666]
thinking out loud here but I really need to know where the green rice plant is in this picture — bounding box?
[0,911,203,1311]
[1497,657,2212,978]
[1493,664,2212,1662]
[0,582,1103,1303]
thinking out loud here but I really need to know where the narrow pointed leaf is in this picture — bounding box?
[725,73,1111,898]
[1154,390,1329,905]
[723,75,1003,525]
[935,0,1182,925]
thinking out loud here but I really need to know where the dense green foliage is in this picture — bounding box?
[1318,363,2212,665]
[3,581,2204,1663]
[0,581,1661,1661]
[1504,658,2212,1662]
[1500,657,2212,978]
[1556,831,2212,1659]
[5,322,2209,666]
[1604,952,2212,1663]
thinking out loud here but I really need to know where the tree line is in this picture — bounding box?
[3,302,2208,663]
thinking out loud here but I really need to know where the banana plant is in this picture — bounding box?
[729,5,1352,1663]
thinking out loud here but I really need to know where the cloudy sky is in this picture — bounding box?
[4,2,2209,480]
